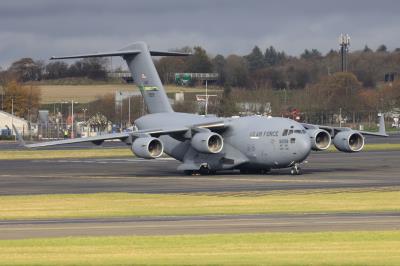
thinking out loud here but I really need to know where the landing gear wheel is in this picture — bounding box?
[184,167,215,176]
[198,165,216,175]
[260,169,271,175]
[290,164,302,175]
[240,169,270,175]
[240,169,249,174]
[184,170,194,176]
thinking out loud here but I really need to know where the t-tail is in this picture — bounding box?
[50,42,190,114]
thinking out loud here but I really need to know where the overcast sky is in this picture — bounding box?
[0,0,399,68]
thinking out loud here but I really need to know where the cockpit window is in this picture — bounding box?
[283,129,306,136]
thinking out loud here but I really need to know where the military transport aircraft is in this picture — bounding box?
[13,42,388,175]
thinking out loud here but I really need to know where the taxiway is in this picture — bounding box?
[0,151,399,195]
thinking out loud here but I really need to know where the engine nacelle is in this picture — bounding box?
[131,137,164,159]
[333,131,364,153]
[307,129,331,151]
[191,132,223,154]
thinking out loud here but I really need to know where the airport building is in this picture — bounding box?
[0,110,31,136]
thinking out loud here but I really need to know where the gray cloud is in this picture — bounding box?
[0,0,399,67]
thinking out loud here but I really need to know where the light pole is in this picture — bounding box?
[11,97,14,138]
[64,100,77,139]
[205,80,208,115]
[71,100,75,139]
[119,92,123,131]
[128,96,131,127]
[82,108,88,137]
[1,89,3,110]
[82,108,87,122]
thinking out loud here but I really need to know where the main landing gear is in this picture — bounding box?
[184,164,216,176]
[239,169,271,175]
[290,163,302,175]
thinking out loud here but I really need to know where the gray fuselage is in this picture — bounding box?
[135,112,311,171]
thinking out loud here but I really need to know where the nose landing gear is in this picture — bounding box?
[290,163,302,175]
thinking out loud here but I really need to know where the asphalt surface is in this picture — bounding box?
[1,150,400,239]
[365,132,400,143]
[1,151,400,195]
[1,212,400,239]
[0,140,127,150]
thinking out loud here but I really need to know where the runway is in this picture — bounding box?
[1,212,400,239]
[1,150,400,239]
[0,151,400,195]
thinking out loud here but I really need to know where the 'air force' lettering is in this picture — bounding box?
[249,131,279,138]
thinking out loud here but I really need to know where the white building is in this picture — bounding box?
[0,110,31,136]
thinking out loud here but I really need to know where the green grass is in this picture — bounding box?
[1,231,400,265]
[2,143,400,160]
[1,189,400,220]
[362,143,400,151]
[328,143,400,152]
[0,148,131,160]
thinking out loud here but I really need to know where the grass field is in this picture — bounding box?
[0,148,132,160]
[39,84,220,104]
[1,231,400,265]
[328,143,400,152]
[1,189,400,220]
[1,143,400,160]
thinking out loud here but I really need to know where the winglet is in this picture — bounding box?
[12,124,26,148]
[378,113,387,136]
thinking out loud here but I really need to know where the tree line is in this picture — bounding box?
[155,44,400,90]
[1,57,109,82]
[1,43,399,126]
[1,43,399,89]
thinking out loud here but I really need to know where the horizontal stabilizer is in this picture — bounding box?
[50,49,190,60]
[149,50,191,57]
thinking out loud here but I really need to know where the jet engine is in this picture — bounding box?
[131,137,164,159]
[307,129,331,151]
[191,132,223,154]
[333,131,364,152]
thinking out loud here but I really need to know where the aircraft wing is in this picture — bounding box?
[301,114,388,137]
[302,123,389,137]
[301,123,388,137]
[192,120,226,130]
[23,132,131,148]
[13,125,189,149]
[13,121,228,149]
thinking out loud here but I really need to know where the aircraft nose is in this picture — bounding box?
[297,134,312,161]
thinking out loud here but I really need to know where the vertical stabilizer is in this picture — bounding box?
[121,42,172,114]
